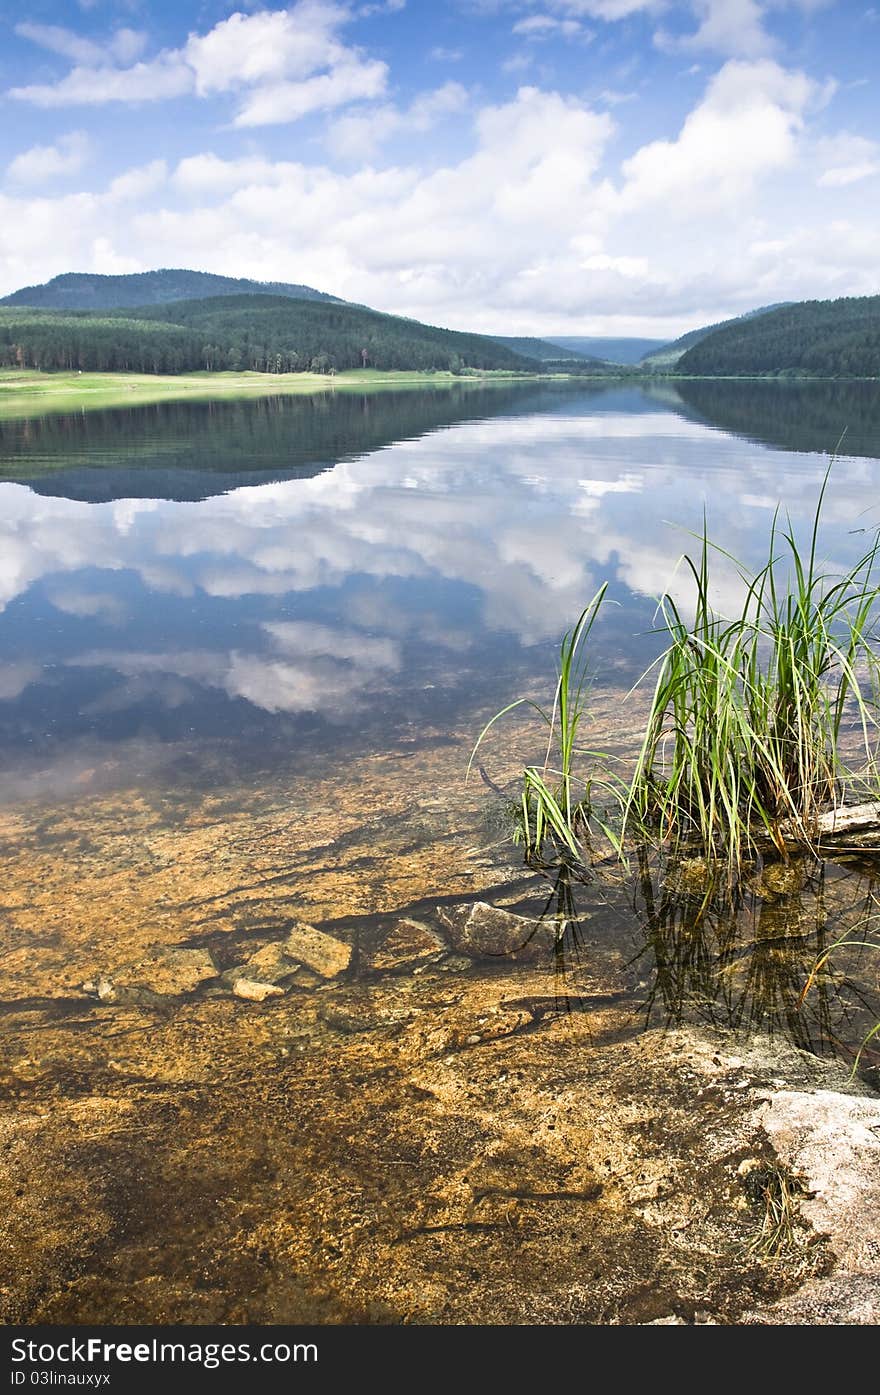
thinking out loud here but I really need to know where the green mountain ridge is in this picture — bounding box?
[1,270,878,380]
[0,294,540,375]
[677,296,880,378]
[642,304,791,368]
[0,268,344,311]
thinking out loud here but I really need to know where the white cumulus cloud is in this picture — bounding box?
[7,131,92,184]
[619,59,816,209]
[9,3,389,128]
[816,132,880,188]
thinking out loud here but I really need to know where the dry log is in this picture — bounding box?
[769,801,880,852]
[815,801,880,837]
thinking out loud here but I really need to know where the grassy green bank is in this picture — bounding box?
[0,367,553,421]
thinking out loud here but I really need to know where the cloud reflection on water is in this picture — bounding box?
[0,395,876,742]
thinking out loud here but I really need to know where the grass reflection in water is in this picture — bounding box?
[525,848,880,1067]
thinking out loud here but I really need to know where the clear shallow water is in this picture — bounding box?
[2,377,880,802]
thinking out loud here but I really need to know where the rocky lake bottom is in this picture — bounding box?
[2,711,879,1327]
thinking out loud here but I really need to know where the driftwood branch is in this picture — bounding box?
[767,802,880,852]
[814,802,880,843]
[650,802,880,860]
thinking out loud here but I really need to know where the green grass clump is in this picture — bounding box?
[625,473,880,873]
[474,471,880,876]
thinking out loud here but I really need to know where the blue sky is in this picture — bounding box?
[1,1,877,336]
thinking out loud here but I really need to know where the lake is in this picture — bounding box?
[3,378,880,798]
[2,376,880,1323]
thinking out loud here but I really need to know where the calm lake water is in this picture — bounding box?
[2,377,880,801]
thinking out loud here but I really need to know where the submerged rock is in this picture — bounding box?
[89,979,170,1009]
[366,918,445,974]
[89,946,218,1002]
[662,856,714,897]
[318,995,415,1034]
[232,978,285,1003]
[436,901,558,963]
[284,922,352,978]
[747,860,810,901]
[226,941,301,987]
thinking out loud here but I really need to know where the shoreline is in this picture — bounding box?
[0,367,617,421]
[2,366,877,424]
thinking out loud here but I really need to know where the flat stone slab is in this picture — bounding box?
[284,922,352,978]
[227,941,301,987]
[87,946,218,1001]
[232,978,285,1003]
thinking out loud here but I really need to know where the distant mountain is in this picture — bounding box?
[0,268,344,311]
[545,336,666,365]
[677,295,880,378]
[0,294,539,375]
[641,304,790,369]
[488,335,599,363]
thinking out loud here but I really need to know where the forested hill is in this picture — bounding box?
[120,295,539,371]
[677,295,880,378]
[0,309,202,374]
[0,269,343,311]
[641,304,789,368]
[0,295,540,374]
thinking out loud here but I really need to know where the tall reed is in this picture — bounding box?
[468,584,625,862]
[474,472,880,875]
[624,475,880,873]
